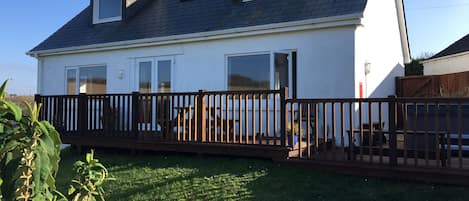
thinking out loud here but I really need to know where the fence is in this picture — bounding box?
[396,71,469,97]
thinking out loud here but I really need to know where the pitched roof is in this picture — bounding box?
[30,0,368,52]
[429,34,469,60]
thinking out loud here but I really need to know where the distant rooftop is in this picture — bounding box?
[429,33,469,60]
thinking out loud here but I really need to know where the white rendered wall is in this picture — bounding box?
[38,27,356,98]
[355,0,405,99]
[423,53,469,75]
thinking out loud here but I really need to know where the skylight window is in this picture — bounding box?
[93,0,122,24]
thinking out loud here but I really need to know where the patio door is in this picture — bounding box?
[270,51,296,137]
[137,57,173,93]
[273,51,294,97]
[136,57,174,130]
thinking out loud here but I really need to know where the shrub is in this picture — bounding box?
[0,80,114,201]
[68,150,114,201]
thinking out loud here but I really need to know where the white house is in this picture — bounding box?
[422,34,469,75]
[28,0,410,99]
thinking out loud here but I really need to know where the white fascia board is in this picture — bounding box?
[421,51,469,64]
[27,13,363,57]
[395,0,411,64]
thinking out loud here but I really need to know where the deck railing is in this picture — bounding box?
[285,96,469,170]
[35,89,283,147]
[35,89,469,170]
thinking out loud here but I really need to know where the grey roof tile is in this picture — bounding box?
[31,0,368,52]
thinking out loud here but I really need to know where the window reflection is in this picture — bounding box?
[228,54,270,90]
[67,69,77,95]
[139,61,152,93]
[275,53,289,90]
[158,60,171,93]
[78,66,107,94]
[99,0,121,19]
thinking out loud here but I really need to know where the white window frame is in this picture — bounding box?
[225,50,294,96]
[134,56,175,93]
[93,0,122,24]
[65,64,108,95]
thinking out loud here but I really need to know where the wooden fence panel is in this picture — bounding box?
[396,71,469,97]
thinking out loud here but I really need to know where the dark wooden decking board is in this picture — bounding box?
[62,136,290,160]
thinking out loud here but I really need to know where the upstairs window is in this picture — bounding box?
[93,0,122,24]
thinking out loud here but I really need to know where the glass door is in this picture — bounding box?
[273,51,293,95]
[136,57,173,93]
[136,57,174,131]
[272,51,294,137]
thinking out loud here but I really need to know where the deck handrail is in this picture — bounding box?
[35,88,469,170]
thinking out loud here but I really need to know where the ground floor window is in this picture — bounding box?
[66,66,107,95]
[228,54,271,91]
[227,51,296,96]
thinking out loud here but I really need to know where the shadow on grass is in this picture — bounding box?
[56,148,469,201]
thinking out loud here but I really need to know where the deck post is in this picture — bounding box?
[34,94,42,119]
[280,87,289,147]
[78,93,88,136]
[132,92,140,139]
[197,90,207,142]
[388,95,398,166]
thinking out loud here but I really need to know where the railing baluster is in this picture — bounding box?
[259,94,263,145]
[244,94,249,144]
[231,94,239,144]
[252,94,256,145]
[368,102,373,164]
[457,102,463,169]
[273,93,277,146]
[359,101,363,162]
[349,102,354,161]
[424,103,429,166]
[190,96,194,142]
[332,102,336,161]
[239,94,243,144]
[315,103,319,159]
[389,96,398,167]
[340,102,345,161]
[446,104,451,168]
[218,94,222,143]
[402,102,407,165]
[225,94,231,143]
[266,93,270,145]
[307,103,312,159]
[378,102,383,164]
[182,95,187,141]
[435,102,440,167]
[298,103,302,158]
[288,103,296,149]
[413,102,418,166]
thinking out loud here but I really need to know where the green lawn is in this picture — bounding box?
[56,148,469,201]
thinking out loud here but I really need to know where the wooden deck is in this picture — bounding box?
[37,89,469,185]
[62,136,292,160]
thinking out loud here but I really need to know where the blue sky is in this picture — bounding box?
[1,0,469,95]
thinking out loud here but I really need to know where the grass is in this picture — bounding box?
[56,148,469,201]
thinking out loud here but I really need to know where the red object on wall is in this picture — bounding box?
[359,82,363,98]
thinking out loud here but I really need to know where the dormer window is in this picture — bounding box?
[93,0,122,24]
